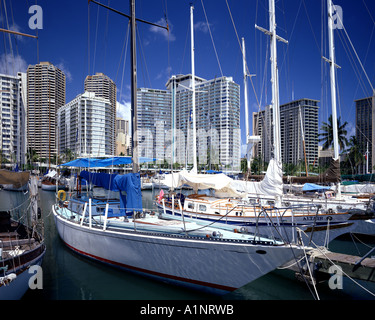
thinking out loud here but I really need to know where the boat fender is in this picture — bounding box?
[57,190,66,201]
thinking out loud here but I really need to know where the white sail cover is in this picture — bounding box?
[163,159,283,199]
[237,159,283,196]
[163,170,244,197]
[230,159,283,198]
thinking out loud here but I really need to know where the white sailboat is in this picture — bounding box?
[242,0,374,232]
[52,0,308,295]
[159,0,359,246]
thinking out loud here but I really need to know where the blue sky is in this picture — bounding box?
[2,0,375,152]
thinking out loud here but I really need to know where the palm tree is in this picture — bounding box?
[342,136,364,175]
[319,115,349,151]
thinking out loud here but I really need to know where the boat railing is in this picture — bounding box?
[254,203,323,244]
[55,199,160,232]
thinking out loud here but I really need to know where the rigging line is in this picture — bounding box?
[362,0,375,26]
[119,21,130,106]
[200,0,223,77]
[333,1,374,93]
[337,27,370,100]
[179,16,190,75]
[88,4,90,75]
[311,239,375,298]
[302,0,321,55]
[277,0,303,92]
[103,0,111,74]
[350,23,375,107]
[136,25,152,88]
[115,22,130,83]
[225,0,261,112]
[9,0,19,59]
[338,29,371,101]
[92,4,100,75]
[0,1,8,75]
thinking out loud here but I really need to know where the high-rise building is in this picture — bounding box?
[27,62,66,159]
[135,74,241,170]
[356,95,375,174]
[253,99,319,166]
[136,88,172,162]
[84,73,116,155]
[57,92,113,157]
[116,118,131,156]
[0,72,27,165]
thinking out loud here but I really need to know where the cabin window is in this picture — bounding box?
[198,205,207,212]
[188,202,194,210]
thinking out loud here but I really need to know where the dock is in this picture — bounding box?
[291,249,375,284]
[313,251,375,282]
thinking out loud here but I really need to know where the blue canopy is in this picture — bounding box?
[206,170,222,174]
[79,170,142,215]
[60,158,101,168]
[303,183,331,192]
[60,157,157,168]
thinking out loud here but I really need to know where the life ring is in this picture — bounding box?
[57,190,66,201]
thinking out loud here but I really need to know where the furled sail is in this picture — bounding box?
[0,170,30,188]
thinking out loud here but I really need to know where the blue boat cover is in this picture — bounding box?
[60,157,157,168]
[302,183,331,192]
[79,171,142,215]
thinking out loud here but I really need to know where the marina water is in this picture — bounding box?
[1,188,373,300]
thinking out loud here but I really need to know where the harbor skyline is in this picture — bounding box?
[2,0,375,156]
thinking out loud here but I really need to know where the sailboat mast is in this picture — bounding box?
[130,0,139,173]
[190,5,197,173]
[87,0,168,173]
[269,0,282,164]
[327,0,340,162]
[242,37,250,170]
[327,0,342,197]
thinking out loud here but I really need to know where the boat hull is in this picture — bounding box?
[53,205,305,294]
[158,204,357,246]
[41,183,64,191]
[0,244,46,300]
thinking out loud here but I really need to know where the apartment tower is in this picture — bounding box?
[356,95,375,174]
[0,72,27,165]
[84,72,116,155]
[57,92,113,157]
[253,99,319,166]
[27,62,66,159]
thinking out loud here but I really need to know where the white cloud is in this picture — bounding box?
[117,100,131,130]
[155,66,172,81]
[149,18,176,42]
[241,144,248,158]
[9,23,26,42]
[346,121,356,138]
[194,21,213,34]
[56,62,72,82]
[0,53,28,76]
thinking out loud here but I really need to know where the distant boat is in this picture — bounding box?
[41,170,65,191]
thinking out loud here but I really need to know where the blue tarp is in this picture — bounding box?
[206,170,222,174]
[303,183,331,192]
[79,171,142,215]
[60,157,157,168]
[60,158,101,168]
